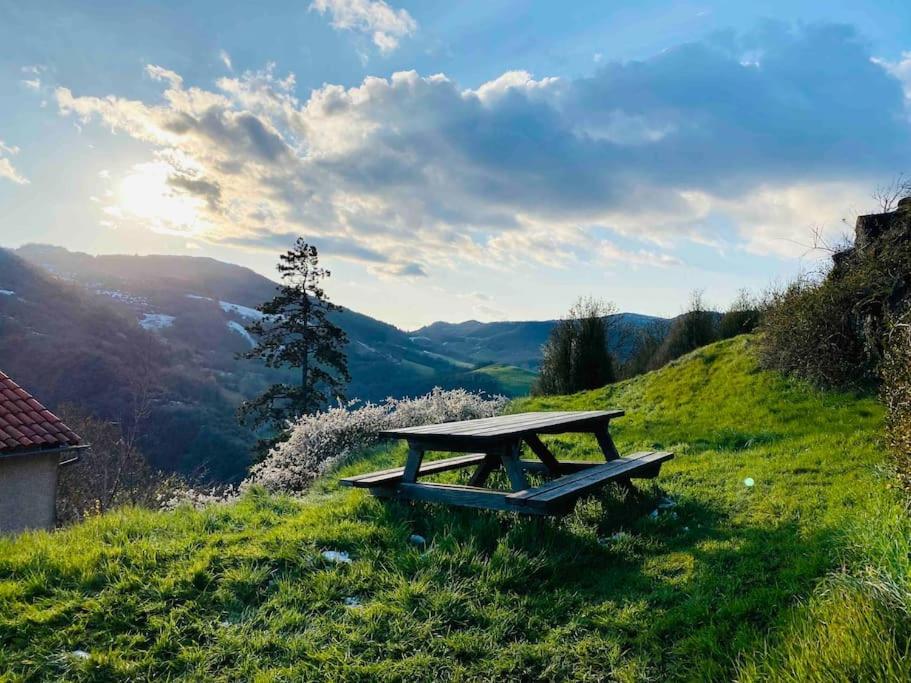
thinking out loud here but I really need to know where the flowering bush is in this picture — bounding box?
[242,388,508,494]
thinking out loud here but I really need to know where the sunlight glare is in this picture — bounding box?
[117,161,207,236]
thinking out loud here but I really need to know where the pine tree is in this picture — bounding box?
[238,239,349,453]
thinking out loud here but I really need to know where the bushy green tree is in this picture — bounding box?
[718,289,761,340]
[651,291,718,368]
[620,321,667,379]
[534,297,616,395]
[238,239,349,454]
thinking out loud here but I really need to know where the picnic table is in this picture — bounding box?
[341,410,673,516]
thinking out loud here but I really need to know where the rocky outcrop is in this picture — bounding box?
[831,200,911,365]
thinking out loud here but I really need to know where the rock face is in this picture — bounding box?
[832,201,911,365]
[855,202,911,251]
[834,201,911,269]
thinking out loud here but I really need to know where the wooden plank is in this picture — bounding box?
[341,453,487,488]
[594,425,621,461]
[401,445,425,484]
[383,411,581,436]
[380,410,624,440]
[508,451,673,508]
[509,452,655,502]
[519,460,600,475]
[467,453,500,487]
[380,412,566,437]
[530,451,671,500]
[391,482,550,515]
[459,411,620,437]
[523,434,561,474]
[499,441,530,491]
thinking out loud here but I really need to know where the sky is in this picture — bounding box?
[2,1,911,330]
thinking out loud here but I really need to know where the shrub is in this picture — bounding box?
[757,275,872,389]
[534,297,617,395]
[882,310,911,484]
[757,216,911,389]
[650,291,718,368]
[619,322,667,379]
[243,388,507,494]
[55,404,182,524]
[718,289,761,340]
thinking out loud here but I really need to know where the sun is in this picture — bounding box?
[116,161,207,236]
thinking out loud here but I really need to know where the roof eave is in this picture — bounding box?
[0,443,88,464]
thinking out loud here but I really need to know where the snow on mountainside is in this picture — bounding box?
[219,301,265,321]
[227,320,256,347]
[139,313,176,330]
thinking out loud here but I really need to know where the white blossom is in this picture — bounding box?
[244,388,507,494]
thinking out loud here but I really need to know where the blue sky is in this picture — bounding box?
[2,1,911,328]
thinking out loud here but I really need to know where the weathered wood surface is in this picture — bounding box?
[508,451,673,509]
[341,452,487,488]
[390,482,553,514]
[523,433,562,474]
[380,410,623,445]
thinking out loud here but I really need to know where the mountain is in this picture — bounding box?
[4,244,672,482]
[3,245,503,481]
[411,313,668,370]
[14,244,505,398]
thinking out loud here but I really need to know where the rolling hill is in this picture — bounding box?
[1,337,906,680]
[412,313,669,370]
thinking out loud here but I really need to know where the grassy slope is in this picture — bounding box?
[471,364,537,396]
[1,337,909,681]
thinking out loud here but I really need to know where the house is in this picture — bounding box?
[0,370,85,533]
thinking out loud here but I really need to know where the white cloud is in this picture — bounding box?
[20,65,46,93]
[873,52,911,100]
[0,141,29,185]
[219,49,233,71]
[310,0,417,54]
[51,25,911,282]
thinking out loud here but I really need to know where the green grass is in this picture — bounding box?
[2,336,910,681]
[472,363,537,396]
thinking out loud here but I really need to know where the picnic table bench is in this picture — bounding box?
[341,410,673,515]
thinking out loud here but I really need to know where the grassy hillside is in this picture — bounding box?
[471,363,537,396]
[1,337,909,681]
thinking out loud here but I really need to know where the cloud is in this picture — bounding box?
[20,65,46,93]
[219,49,233,71]
[0,141,29,185]
[53,23,911,280]
[310,0,417,54]
[873,51,911,100]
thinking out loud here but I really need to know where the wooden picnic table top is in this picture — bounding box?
[380,410,623,444]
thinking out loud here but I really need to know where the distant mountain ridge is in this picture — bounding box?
[3,244,672,481]
[411,312,669,370]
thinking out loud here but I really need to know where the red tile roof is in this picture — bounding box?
[0,370,81,454]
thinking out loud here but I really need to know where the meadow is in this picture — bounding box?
[1,336,908,681]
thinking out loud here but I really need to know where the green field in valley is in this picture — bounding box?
[471,363,537,396]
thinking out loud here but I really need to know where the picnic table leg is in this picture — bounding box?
[523,434,562,475]
[467,453,500,487]
[401,445,425,483]
[594,423,621,461]
[499,440,530,492]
